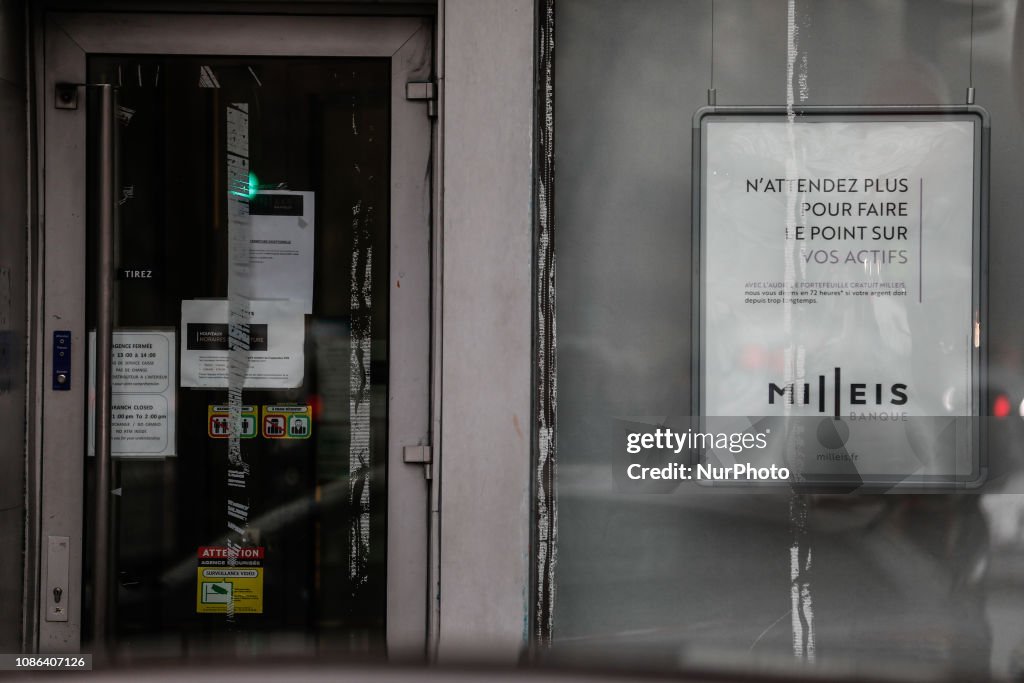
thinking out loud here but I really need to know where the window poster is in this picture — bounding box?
[696,110,986,486]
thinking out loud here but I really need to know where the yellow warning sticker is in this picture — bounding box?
[195,546,264,614]
[261,404,312,440]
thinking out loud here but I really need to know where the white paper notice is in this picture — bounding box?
[89,329,176,458]
[238,190,315,313]
[180,299,305,389]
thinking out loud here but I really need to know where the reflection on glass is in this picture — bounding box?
[552,0,1024,678]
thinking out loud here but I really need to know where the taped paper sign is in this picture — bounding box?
[242,191,316,314]
[89,329,176,458]
[196,546,264,614]
[180,299,304,389]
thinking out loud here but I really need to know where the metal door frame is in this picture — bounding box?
[31,11,433,655]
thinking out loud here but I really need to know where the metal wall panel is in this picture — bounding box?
[0,0,26,653]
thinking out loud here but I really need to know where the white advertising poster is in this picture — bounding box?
[89,329,176,458]
[237,190,315,314]
[180,299,305,389]
[699,113,983,484]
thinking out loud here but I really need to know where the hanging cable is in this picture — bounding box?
[709,0,717,105]
[967,0,976,104]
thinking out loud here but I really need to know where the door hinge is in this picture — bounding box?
[403,445,433,480]
[403,445,432,464]
[405,81,437,118]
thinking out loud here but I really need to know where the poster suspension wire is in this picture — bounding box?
[967,0,976,104]
[708,0,717,105]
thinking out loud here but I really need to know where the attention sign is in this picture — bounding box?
[196,546,264,614]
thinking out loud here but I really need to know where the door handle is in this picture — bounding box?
[90,83,118,646]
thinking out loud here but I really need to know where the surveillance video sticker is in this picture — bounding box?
[196,546,263,614]
[181,299,304,389]
[698,113,983,485]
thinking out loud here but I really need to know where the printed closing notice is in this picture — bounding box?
[180,299,305,389]
[241,190,315,314]
[88,328,176,458]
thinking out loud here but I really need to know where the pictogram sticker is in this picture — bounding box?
[207,405,257,439]
[261,405,313,439]
[263,414,286,437]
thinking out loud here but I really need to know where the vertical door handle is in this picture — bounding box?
[90,83,118,647]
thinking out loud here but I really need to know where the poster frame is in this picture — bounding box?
[691,105,990,488]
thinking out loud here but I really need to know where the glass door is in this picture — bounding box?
[38,15,432,659]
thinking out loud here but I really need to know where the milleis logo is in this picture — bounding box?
[768,367,907,419]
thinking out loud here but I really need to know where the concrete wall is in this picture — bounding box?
[438,0,535,661]
[0,0,27,654]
